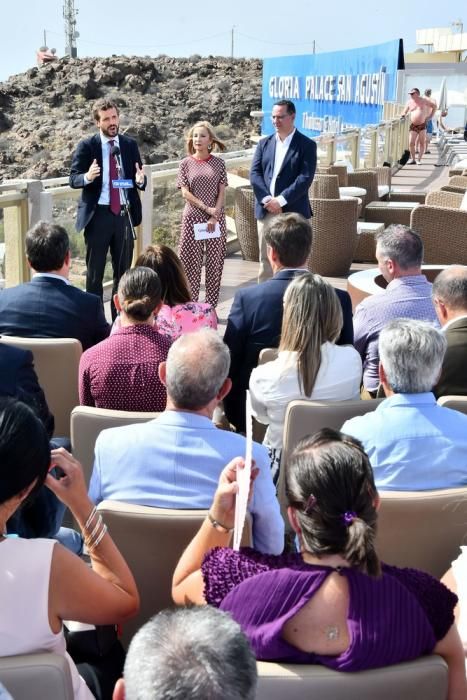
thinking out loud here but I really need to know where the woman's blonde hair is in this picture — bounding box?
[279,273,343,396]
[185,121,226,155]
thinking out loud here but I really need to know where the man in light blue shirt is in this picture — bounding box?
[89,329,284,554]
[343,319,467,491]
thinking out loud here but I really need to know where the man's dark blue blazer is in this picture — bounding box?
[0,343,54,436]
[69,133,145,232]
[0,276,110,351]
[250,130,317,220]
[223,269,354,432]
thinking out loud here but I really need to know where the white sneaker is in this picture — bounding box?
[417,160,421,165]
[407,159,416,165]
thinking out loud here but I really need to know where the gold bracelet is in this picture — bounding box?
[207,512,234,533]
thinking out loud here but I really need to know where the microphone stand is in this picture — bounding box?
[114,152,137,241]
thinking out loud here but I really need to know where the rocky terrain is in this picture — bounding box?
[0,55,262,180]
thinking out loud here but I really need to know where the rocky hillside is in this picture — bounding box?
[0,55,262,180]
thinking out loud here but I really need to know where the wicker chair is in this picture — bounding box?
[347,170,378,213]
[448,167,467,177]
[310,174,340,199]
[234,187,259,262]
[441,175,467,194]
[425,190,464,209]
[410,205,467,264]
[328,164,349,186]
[308,197,359,276]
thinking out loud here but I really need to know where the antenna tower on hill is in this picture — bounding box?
[63,0,79,58]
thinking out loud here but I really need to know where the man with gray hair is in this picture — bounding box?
[353,225,437,397]
[89,328,284,554]
[113,607,257,700]
[432,266,467,398]
[343,319,467,490]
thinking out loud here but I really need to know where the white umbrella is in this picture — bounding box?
[438,78,448,112]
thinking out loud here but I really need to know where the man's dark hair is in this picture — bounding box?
[123,607,257,700]
[0,397,50,505]
[274,99,296,115]
[92,98,119,122]
[264,213,312,267]
[375,224,423,270]
[25,221,69,272]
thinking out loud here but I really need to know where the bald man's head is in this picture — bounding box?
[432,266,467,324]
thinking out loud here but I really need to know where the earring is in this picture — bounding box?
[208,144,212,152]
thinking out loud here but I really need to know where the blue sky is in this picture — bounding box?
[1,1,465,82]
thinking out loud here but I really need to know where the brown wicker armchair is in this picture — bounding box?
[234,187,259,262]
[410,205,467,265]
[425,191,464,209]
[308,197,359,276]
[310,174,340,199]
[441,175,467,195]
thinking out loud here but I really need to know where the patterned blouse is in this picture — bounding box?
[156,302,217,339]
[111,302,217,341]
[79,324,172,411]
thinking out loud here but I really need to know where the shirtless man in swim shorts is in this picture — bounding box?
[424,89,437,153]
[401,88,433,165]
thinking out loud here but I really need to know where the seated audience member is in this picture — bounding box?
[0,397,139,700]
[442,552,467,654]
[134,244,217,339]
[353,225,437,397]
[250,272,361,482]
[343,319,467,490]
[89,329,283,554]
[172,430,465,696]
[224,213,354,433]
[79,267,171,411]
[113,607,257,700]
[0,221,109,351]
[432,266,467,398]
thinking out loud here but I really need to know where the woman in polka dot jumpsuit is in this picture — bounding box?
[177,121,228,308]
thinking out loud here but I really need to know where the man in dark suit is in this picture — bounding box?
[250,99,317,283]
[432,266,467,398]
[70,98,146,318]
[0,221,110,351]
[223,213,354,432]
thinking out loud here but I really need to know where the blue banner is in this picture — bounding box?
[262,39,404,137]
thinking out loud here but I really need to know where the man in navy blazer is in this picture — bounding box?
[70,98,146,318]
[223,214,354,433]
[0,222,110,351]
[250,99,317,283]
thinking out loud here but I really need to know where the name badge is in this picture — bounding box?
[112,179,134,189]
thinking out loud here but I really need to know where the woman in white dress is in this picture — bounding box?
[249,272,362,482]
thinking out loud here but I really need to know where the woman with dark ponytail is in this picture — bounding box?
[173,430,465,697]
[79,267,172,411]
